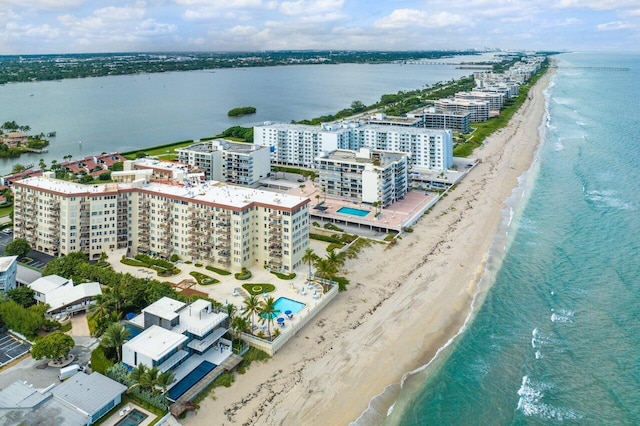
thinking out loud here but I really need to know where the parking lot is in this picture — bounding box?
[0,331,31,367]
[0,233,54,270]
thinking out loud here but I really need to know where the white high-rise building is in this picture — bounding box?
[254,121,453,171]
[177,139,271,185]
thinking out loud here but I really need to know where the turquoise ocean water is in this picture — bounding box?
[381,52,640,425]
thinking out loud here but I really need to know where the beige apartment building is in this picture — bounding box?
[13,173,310,272]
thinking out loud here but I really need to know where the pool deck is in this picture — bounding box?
[100,402,156,426]
[286,182,440,233]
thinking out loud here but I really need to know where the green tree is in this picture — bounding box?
[156,370,175,394]
[302,248,318,277]
[0,301,46,338]
[350,100,366,113]
[258,296,278,339]
[6,286,35,308]
[100,322,130,362]
[241,295,261,330]
[10,163,26,174]
[4,238,31,258]
[42,251,88,277]
[230,315,249,346]
[31,332,75,361]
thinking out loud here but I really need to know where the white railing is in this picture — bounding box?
[241,284,340,356]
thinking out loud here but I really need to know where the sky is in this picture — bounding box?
[0,0,639,54]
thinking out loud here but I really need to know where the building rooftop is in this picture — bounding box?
[28,275,70,295]
[320,148,407,166]
[50,372,127,416]
[15,176,309,210]
[45,282,101,313]
[124,325,188,361]
[0,256,17,273]
[142,296,186,322]
[0,381,49,408]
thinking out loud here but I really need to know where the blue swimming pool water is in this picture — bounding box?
[259,297,307,319]
[114,408,148,426]
[124,324,143,339]
[167,361,217,401]
[337,206,370,217]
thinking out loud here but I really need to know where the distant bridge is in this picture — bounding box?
[552,66,630,71]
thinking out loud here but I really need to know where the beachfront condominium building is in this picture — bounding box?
[177,139,271,185]
[254,121,453,171]
[455,91,505,111]
[12,172,310,272]
[123,297,230,373]
[0,256,17,292]
[406,107,471,134]
[317,148,409,207]
[434,98,490,122]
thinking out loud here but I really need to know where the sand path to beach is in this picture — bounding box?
[184,70,552,426]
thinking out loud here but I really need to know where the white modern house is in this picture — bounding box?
[123,297,230,372]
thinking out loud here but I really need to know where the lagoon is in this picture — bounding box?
[0,61,474,175]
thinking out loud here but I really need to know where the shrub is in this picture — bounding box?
[91,346,114,374]
[270,271,296,280]
[206,265,232,276]
[189,271,219,286]
[326,243,345,252]
[170,254,180,262]
[242,283,276,296]
[234,269,252,280]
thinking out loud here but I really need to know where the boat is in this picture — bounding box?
[47,131,56,137]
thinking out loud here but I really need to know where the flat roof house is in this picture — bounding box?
[0,372,127,425]
[123,297,230,372]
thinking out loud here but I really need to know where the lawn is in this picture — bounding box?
[242,283,276,296]
[189,271,219,286]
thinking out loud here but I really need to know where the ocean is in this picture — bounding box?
[382,52,640,425]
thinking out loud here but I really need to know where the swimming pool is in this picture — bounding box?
[337,206,370,217]
[167,361,217,401]
[124,324,143,339]
[114,408,148,426]
[259,297,306,319]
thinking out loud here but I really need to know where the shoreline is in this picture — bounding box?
[182,70,554,426]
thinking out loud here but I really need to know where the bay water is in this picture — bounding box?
[0,60,474,175]
[381,52,640,425]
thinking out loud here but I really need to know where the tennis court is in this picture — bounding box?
[0,331,31,366]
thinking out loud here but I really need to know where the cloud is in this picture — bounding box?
[279,0,345,16]
[597,20,633,30]
[173,0,262,6]
[374,9,464,29]
[557,0,640,10]
[1,0,86,10]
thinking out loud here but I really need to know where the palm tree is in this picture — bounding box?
[100,322,130,362]
[38,158,46,171]
[156,370,175,394]
[326,250,345,272]
[225,303,237,320]
[139,366,160,391]
[230,315,249,346]
[314,258,337,292]
[129,364,148,388]
[258,296,278,339]
[302,248,318,277]
[241,295,261,330]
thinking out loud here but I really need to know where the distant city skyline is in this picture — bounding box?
[1,0,639,55]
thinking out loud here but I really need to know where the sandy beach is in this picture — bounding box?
[183,70,552,426]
